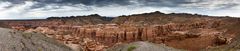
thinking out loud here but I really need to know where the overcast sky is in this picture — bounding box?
[0,0,240,19]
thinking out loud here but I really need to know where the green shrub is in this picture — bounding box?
[127,45,137,51]
[22,33,32,39]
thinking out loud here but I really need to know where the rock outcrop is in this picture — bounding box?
[0,28,74,51]
[23,20,233,50]
[107,41,184,51]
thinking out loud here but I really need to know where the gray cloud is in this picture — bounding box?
[0,0,240,19]
[1,0,132,7]
[1,0,239,10]
[137,0,194,7]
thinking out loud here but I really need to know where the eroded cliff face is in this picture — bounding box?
[1,11,240,51]
[25,20,232,50]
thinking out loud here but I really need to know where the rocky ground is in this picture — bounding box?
[0,28,74,51]
[108,41,184,51]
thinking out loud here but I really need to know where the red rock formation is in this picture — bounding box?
[0,11,239,51]
[19,20,231,50]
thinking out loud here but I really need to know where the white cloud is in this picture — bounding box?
[0,1,36,19]
[181,0,238,10]
[0,2,12,11]
[207,8,240,17]
[6,3,175,19]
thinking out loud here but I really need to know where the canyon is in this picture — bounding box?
[1,11,240,51]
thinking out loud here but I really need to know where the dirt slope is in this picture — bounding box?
[0,28,74,51]
[107,41,184,51]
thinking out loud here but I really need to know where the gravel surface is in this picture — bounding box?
[108,41,185,51]
[0,28,74,51]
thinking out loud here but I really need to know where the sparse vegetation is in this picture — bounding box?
[38,47,42,51]
[22,33,33,39]
[127,45,137,51]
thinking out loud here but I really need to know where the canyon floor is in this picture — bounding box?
[0,11,240,51]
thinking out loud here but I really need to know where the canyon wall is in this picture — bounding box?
[1,11,240,51]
